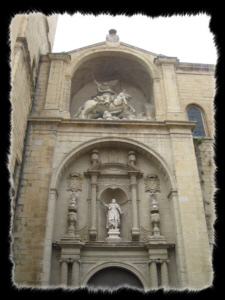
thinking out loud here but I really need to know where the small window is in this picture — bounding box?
[187,106,206,137]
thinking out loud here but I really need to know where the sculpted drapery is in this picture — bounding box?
[102,199,123,229]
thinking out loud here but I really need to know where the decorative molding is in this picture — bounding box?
[140,226,152,242]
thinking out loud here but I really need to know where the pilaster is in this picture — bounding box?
[154,55,186,121]
[168,121,212,287]
[89,172,99,240]
[41,53,71,117]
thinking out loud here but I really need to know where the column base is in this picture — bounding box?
[89,228,97,241]
[132,227,140,241]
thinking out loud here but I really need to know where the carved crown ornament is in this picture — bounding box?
[144,174,160,194]
[67,173,83,192]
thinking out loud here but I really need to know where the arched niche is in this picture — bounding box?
[51,137,177,193]
[98,187,129,241]
[69,51,156,118]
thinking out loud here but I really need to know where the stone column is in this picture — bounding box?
[161,260,169,287]
[60,260,68,286]
[130,174,140,240]
[71,260,80,287]
[149,261,158,288]
[42,188,58,285]
[167,190,188,288]
[89,173,98,240]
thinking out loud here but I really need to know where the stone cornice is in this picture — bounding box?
[177,62,215,74]
[27,116,196,127]
[48,53,71,62]
[27,116,198,132]
[154,56,179,69]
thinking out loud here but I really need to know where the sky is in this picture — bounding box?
[52,13,217,65]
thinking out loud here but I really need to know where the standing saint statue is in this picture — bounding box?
[102,199,123,230]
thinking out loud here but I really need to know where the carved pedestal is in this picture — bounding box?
[106,228,122,242]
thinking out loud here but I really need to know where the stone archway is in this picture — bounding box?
[86,266,144,290]
[43,137,177,284]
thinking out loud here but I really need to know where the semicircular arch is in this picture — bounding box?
[68,47,160,81]
[50,136,177,192]
[81,261,148,289]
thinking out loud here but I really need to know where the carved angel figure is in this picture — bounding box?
[102,199,123,229]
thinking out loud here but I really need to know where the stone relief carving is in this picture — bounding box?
[63,173,83,239]
[144,174,160,193]
[73,76,154,121]
[63,190,80,239]
[76,225,88,241]
[148,193,165,240]
[67,173,83,192]
[140,226,152,242]
[144,174,165,240]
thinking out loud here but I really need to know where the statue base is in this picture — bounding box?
[106,229,122,242]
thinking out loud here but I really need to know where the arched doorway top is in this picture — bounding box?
[82,262,147,290]
[50,137,177,192]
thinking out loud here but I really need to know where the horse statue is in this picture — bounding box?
[74,90,136,120]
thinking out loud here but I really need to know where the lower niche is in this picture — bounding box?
[86,266,143,290]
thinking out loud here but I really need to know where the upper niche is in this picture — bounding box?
[70,52,155,118]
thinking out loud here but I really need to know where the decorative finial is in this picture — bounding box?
[106,29,119,44]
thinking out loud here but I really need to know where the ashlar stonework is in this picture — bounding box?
[10,24,215,291]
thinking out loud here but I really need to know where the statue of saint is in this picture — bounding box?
[102,199,123,229]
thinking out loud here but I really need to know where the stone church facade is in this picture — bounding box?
[10,16,215,291]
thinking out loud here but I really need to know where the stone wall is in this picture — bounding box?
[9,13,58,202]
[193,138,215,247]
[12,121,57,285]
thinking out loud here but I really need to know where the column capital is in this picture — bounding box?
[154,55,179,69]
